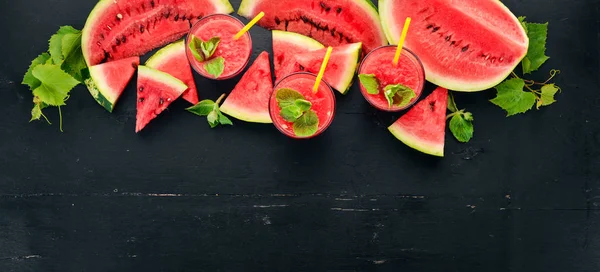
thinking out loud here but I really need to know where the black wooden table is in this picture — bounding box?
[1,0,599,271]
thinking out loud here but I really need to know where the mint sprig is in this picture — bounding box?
[383,84,416,108]
[22,25,87,132]
[188,35,220,62]
[275,88,319,137]
[358,74,379,94]
[204,56,225,78]
[186,93,232,128]
[447,92,474,143]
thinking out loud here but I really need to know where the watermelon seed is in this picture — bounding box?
[181,15,187,20]
[461,45,469,52]
[163,10,171,18]
[116,38,121,45]
[174,14,179,21]
[140,24,145,33]
[96,42,102,47]
[336,7,342,14]
[432,26,440,33]
[121,36,126,43]
[450,41,455,46]
[106,25,112,31]
[428,101,436,111]
[274,16,281,25]
[139,97,145,103]
[426,24,434,29]
[445,35,450,41]
[139,87,144,92]
[150,0,155,8]
[499,57,504,62]
[319,2,331,12]
[116,13,123,20]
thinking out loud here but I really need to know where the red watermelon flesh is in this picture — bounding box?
[136,65,188,132]
[219,51,273,123]
[85,56,139,112]
[238,0,387,53]
[388,87,448,157]
[379,0,528,92]
[82,0,234,66]
[146,40,199,104]
[294,43,362,94]
[272,30,324,82]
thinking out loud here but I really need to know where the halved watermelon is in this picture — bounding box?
[238,0,387,53]
[84,56,139,112]
[272,30,324,82]
[388,87,448,157]
[146,40,199,104]
[294,43,361,94]
[136,66,187,132]
[82,0,234,66]
[220,51,272,123]
[379,0,528,92]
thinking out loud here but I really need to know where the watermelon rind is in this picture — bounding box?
[219,104,272,124]
[378,0,528,92]
[138,66,187,91]
[333,42,361,94]
[145,41,181,67]
[388,125,444,157]
[272,30,324,51]
[84,76,115,112]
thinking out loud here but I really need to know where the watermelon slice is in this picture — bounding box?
[379,0,528,92]
[84,56,139,112]
[136,66,187,132]
[220,51,273,123]
[238,0,387,53]
[272,30,324,82]
[294,43,362,94]
[388,87,448,157]
[146,40,199,104]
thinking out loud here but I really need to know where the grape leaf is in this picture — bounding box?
[31,64,79,106]
[449,113,474,143]
[48,25,80,64]
[204,56,224,78]
[358,74,379,94]
[22,53,51,90]
[522,21,549,74]
[490,78,536,116]
[293,110,319,137]
[537,84,559,108]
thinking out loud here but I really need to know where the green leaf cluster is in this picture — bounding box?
[358,74,416,108]
[275,88,319,137]
[186,94,232,128]
[188,35,224,78]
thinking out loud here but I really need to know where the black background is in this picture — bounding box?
[1,0,600,271]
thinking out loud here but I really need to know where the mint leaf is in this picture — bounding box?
[207,110,219,128]
[358,74,379,94]
[201,37,220,59]
[294,99,312,111]
[186,100,215,116]
[447,92,458,112]
[31,64,79,106]
[537,84,559,108]
[280,105,303,122]
[49,25,80,64]
[188,36,205,62]
[204,56,224,78]
[449,113,474,143]
[293,110,319,137]
[217,111,233,126]
[522,21,549,74]
[276,88,305,108]
[383,84,416,108]
[22,53,51,90]
[490,78,536,116]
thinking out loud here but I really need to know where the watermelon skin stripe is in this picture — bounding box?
[85,80,116,112]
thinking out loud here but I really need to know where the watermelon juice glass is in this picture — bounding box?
[185,14,252,80]
[269,72,336,139]
[358,45,425,112]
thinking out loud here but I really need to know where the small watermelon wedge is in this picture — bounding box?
[136,66,187,132]
[220,51,272,123]
[294,43,362,94]
[272,30,324,81]
[84,56,139,112]
[388,87,448,157]
[146,40,199,104]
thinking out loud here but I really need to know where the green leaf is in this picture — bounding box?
[188,36,205,62]
[463,111,474,122]
[61,33,82,59]
[518,16,528,33]
[537,84,559,108]
[293,110,319,137]
[522,21,549,74]
[294,99,312,112]
[218,111,233,126]
[30,101,50,123]
[186,100,215,116]
[204,56,224,78]
[447,92,458,112]
[383,84,416,108]
[62,49,87,82]
[31,64,79,106]
[49,25,80,64]
[490,78,536,116]
[207,110,219,128]
[358,74,379,95]
[276,88,305,108]
[22,53,51,90]
[449,113,474,143]
[280,105,303,122]
[201,37,220,60]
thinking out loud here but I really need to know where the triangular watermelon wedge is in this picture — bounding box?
[294,43,362,94]
[145,40,199,104]
[272,30,324,82]
[136,66,187,132]
[84,56,139,112]
[220,51,273,123]
[388,87,448,157]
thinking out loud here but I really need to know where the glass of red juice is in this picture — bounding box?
[185,14,252,80]
[269,72,336,139]
[358,45,425,112]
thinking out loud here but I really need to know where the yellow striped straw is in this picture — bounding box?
[313,46,333,93]
[234,12,265,40]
